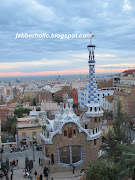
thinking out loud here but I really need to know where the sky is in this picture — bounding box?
[0,0,135,77]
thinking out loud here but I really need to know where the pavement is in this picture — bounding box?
[1,146,81,180]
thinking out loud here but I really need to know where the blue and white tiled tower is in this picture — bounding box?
[86,33,103,117]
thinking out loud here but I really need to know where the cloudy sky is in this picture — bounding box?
[0,0,135,76]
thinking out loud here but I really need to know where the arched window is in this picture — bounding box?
[94,139,96,146]
[51,154,54,165]
[58,145,83,166]
[95,107,97,112]
[96,128,97,133]
[90,107,92,111]
[68,128,72,138]
[64,130,67,136]
[73,129,76,135]
[93,129,94,134]
[85,124,88,129]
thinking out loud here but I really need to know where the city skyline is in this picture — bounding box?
[0,0,135,76]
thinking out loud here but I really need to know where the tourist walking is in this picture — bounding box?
[36,174,40,180]
[72,164,75,174]
[38,158,40,165]
[34,171,37,177]
[39,174,42,180]
[10,173,13,180]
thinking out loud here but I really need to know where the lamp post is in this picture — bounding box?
[33,144,35,161]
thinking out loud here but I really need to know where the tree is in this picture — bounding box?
[11,122,16,136]
[117,144,135,180]
[106,101,129,159]
[14,107,31,118]
[2,117,17,136]
[86,160,120,180]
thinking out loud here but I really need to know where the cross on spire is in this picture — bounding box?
[88,32,94,45]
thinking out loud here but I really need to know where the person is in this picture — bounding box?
[34,171,37,177]
[10,173,13,180]
[72,164,75,174]
[23,171,26,177]
[5,174,9,180]
[29,171,33,180]
[38,158,40,165]
[43,167,46,176]
[36,174,40,180]
[11,168,13,174]
[26,171,30,178]
[0,173,3,180]
[79,171,86,180]
[39,174,42,180]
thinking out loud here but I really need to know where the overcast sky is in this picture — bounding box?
[0,0,135,76]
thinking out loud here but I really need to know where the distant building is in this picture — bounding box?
[39,91,52,103]
[41,101,60,111]
[54,86,73,100]
[103,95,114,112]
[17,116,41,144]
[78,86,115,109]
[24,90,41,98]
[23,102,31,109]
[113,69,135,119]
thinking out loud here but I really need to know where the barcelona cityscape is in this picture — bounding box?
[0,0,135,180]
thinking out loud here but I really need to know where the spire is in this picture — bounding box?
[85,32,103,117]
[87,32,98,104]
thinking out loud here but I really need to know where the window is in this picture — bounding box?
[94,139,96,146]
[125,105,127,110]
[51,154,54,165]
[115,96,117,100]
[72,146,81,163]
[95,118,97,123]
[59,146,70,164]
[68,128,72,138]
[125,98,127,102]
[95,107,97,112]
[64,130,67,136]
[85,124,88,129]
[32,132,36,140]
[73,129,76,135]
[119,97,121,101]
[58,145,83,167]
[22,133,26,140]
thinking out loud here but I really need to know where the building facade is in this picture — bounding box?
[113,69,135,119]
[78,87,115,109]
[40,34,103,172]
